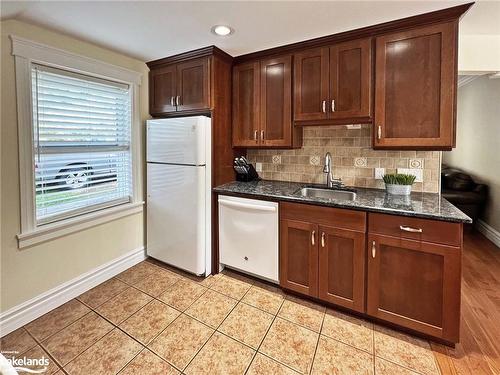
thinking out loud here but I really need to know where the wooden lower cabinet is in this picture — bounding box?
[280,219,318,297]
[318,226,365,312]
[367,234,461,342]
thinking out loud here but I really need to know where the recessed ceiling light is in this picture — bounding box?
[211,25,234,37]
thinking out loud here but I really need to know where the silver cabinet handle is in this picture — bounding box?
[377,125,382,140]
[176,95,181,106]
[321,232,325,247]
[261,130,265,140]
[400,225,423,233]
[311,231,316,246]
[170,96,175,106]
[372,241,376,258]
[331,99,335,112]
[322,100,326,113]
[254,130,258,141]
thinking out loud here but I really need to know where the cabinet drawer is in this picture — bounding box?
[281,202,366,232]
[368,213,461,246]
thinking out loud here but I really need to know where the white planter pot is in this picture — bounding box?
[385,183,412,195]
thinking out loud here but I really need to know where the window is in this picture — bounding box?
[12,35,143,248]
[32,65,132,224]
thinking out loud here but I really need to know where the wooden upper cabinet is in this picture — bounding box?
[280,219,319,297]
[374,22,457,149]
[260,56,292,147]
[318,226,366,312]
[232,62,260,147]
[367,233,461,342]
[176,57,210,111]
[294,47,329,121]
[330,38,372,120]
[150,65,177,115]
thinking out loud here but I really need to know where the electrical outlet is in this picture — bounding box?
[255,162,262,172]
[375,168,385,179]
[397,168,423,182]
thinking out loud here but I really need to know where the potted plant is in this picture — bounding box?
[383,173,417,195]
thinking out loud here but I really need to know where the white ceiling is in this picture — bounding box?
[1,1,499,62]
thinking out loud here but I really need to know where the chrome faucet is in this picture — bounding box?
[323,152,343,188]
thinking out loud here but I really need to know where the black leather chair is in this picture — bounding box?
[441,165,488,226]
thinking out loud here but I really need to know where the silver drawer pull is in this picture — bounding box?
[372,241,376,258]
[311,231,316,246]
[400,225,423,233]
[321,232,326,247]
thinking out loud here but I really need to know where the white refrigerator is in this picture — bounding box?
[146,116,211,276]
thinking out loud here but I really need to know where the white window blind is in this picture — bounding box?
[32,64,132,224]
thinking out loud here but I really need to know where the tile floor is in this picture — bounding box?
[1,260,442,374]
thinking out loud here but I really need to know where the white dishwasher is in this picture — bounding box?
[218,195,279,283]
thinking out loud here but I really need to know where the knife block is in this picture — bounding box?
[235,164,260,182]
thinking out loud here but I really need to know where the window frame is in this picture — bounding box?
[11,35,143,249]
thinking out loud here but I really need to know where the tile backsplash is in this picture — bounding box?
[247,124,441,193]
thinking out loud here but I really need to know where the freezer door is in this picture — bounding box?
[146,116,209,165]
[147,163,206,275]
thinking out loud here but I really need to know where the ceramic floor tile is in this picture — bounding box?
[210,274,252,300]
[218,302,273,349]
[0,327,37,355]
[77,277,128,309]
[116,261,159,285]
[278,297,325,332]
[247,353,300,375]
[374,325,440,375]
[17,345,61,374]
[321,308,374,353]
[375,357,421,375]
[64,329,142,375]
[95,287,152,324]
[311,335,374,375]
[133,269,179,297]
[242,285,284,315]
[185,289,237,328]
[41,311,113,366]
[120,300,180,345]
[259,317,318,374]
[118,349,180,375]
[25,299,90,341]
[147,314,213,371]
[184,332,254,375]
[158,278,207,311]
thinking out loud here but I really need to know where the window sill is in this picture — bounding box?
[17,201,144,249]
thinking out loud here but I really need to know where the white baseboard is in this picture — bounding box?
[0,246,146,337]
[477,220,500,248]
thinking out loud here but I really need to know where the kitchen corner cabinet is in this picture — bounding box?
[232,55,301,148]
[280,202,366,312]
[367,213,462,343]
[374,22,458,150]
[148,56,210,116]
[293,38,372,124]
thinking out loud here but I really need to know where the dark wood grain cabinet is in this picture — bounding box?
[233,56,300,148]
[294,39,372,124]
[374,22,458,150]
[149,57,210,116]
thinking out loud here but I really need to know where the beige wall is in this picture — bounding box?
[0,20,149,312]
[443,76,500,232]
[248,125,441,193]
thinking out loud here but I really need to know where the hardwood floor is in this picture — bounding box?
[433,230,500,375]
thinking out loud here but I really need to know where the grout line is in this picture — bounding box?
[309,311,325,374]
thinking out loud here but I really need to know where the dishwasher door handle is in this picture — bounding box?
[219,199,277,212]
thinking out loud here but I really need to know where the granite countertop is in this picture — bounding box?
[214,180,472,223]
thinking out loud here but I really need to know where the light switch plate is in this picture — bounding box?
[255,162,262,172]
[397,168,423,182]
[375,168,385,180]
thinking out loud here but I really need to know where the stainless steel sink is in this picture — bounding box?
[296,187,356,201]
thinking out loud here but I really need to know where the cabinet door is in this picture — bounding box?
[233,62,260,147]
[374,22,457,149]
[367,234,461,342]
[149,65,177,115]
[330,38,372,120]
[260,56,292,147]
[293,47,329,121]
[318,226,366,312]
[280,219,318,297]
[176,57,210,112]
